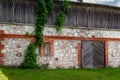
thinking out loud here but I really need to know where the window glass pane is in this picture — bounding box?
[44,42,50,56]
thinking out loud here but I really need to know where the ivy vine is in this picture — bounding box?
[56,11,65,32]
[45,0,54,13]
[62,0,70,12]
[56,0,70,32]
[35,0,69,46]
[23,0,70,68]
[35,0,54,46]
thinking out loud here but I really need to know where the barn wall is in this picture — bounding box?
[0,0,37,24]
[0,24,34,66]
[48,3,120,29]
[0,24,120,68]
[0,0,120,29]
[41,27,120,68]
[38,40,79,69]
[1,38,30,66]
[108,41,120,67]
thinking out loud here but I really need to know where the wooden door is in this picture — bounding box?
[81,41,105,68]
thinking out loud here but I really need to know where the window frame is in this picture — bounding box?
[40,39,54,56]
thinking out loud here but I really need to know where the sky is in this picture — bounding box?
[83,0,120,7]
[71,0,120,7]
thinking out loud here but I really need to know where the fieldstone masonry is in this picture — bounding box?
[0,24,34,34]
[0,24,120,68]
[1,38,30,66]
[38,40,79,69]
[43,27,120,38]
[42,27,120,68]
[108,41,120,67]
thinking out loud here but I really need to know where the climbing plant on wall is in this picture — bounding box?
[45,0,54,13]
[35,0,47,46]
[56,0,70,32]
[56,11,65,32]
[35,0,69,46]
[22,0,54,68]
[35,0,54,46]
[22,0,69,68]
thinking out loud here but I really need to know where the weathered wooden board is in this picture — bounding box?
[0,0,37,24]
[93,41,105,68]
[0,0,120,29]
[82,41,93,68]
[81,41,105,68]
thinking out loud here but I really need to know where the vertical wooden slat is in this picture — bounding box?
[78,43,81,68]
[0,1,2,22]
[105,41,108,67]
[40,45,44,56]
[50,40,54,56]
[2,1,6,22]
[5,0,13,22]
[67,4,77,27]
[14,1,20,23]
[25,1,29,23]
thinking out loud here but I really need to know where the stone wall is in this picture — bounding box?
[0,24,33,66]
[38,40,79,69]
[0,24,120,68]
[108,41,120,67]
[1,38,30,66]
[0,24,34,34]
[43,27,120,38]
[43,27,120,68]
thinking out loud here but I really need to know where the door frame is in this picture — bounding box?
[78,40,108,68]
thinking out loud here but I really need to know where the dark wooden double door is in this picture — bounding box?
[81,41,105,68]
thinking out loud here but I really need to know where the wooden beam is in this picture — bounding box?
[2,34,120,42]
[4,34,34,39]
[2,34,35,43]
[105,41,108,67]
[78,43,81,68]
[44,35,120,41]
[0,53,4,57]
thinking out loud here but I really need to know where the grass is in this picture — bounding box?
[0,67,120,80]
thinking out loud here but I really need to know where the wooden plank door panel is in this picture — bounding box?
[93,41,105,68]
[81,41,105,68]
[82,41,93,68]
